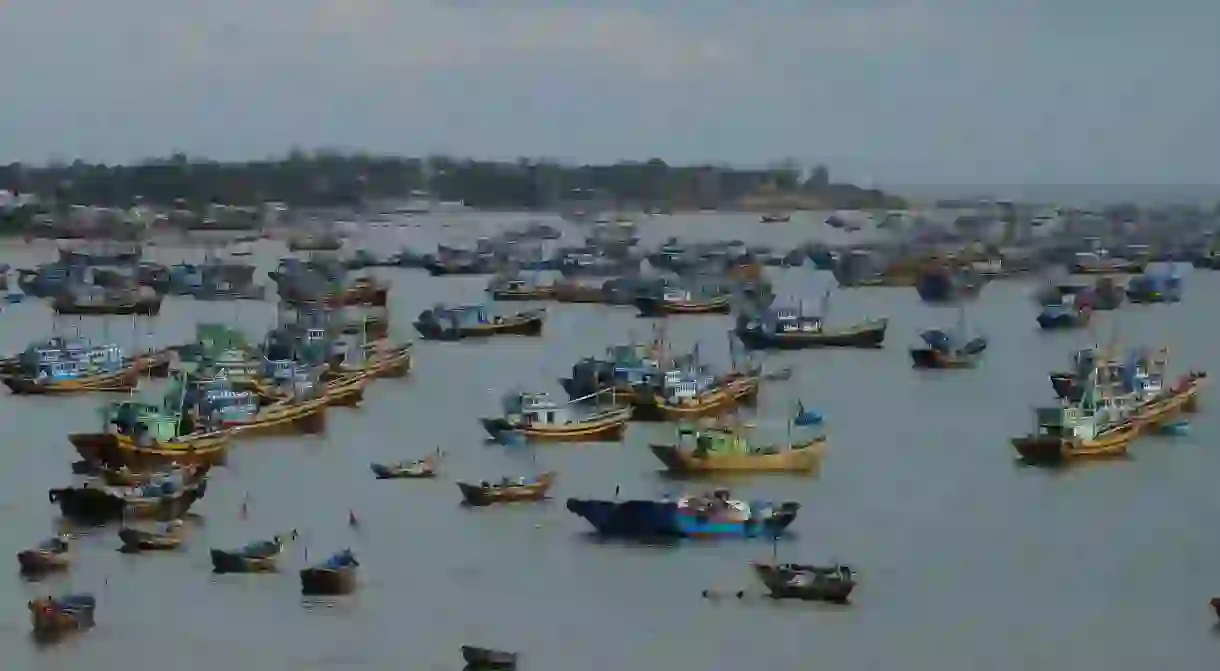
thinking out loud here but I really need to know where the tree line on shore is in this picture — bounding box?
[0,152,906,212]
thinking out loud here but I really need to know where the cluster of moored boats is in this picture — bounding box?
[12,215,1220,658]
[11,251,412,641]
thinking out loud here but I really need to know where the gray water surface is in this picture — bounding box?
[1,213,1218,670]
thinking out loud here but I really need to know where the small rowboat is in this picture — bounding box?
[17,536,71,575]
[211,536,286,574]
[370,457,437,479]
[456,472,556,506]
[118,520,184,552]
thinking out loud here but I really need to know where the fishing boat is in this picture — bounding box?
[914,263,988,303]
[211,536,286,573]
[52,287,163,316]
[29,594,96,638]
[1036,293,1091,330]
[648,424,824,473]
[734,299,888,350]
[118,520,184,552]
[635,287,732,317]
[760,212,791,223]
[370,456,438,479]
[480,390,631,443]
[461,646,519,670]
[300,549,359,595]
[1126,271,1183,303]
[2,340,139,394]
[99,463,211,487]
[17,536,71,575]
[68,398,231,468]
[487,275,555,301]
[630,372,761,422]
[559,342,663,401]
[1011,368,1139,464]
[1070,250,1145,275]
[49,472,208,524]
[551,278,607,303]
[750,562,856,602]
[231,365,330,436]
[910,306,988,369]
[457,472,556,506]
[413,304,545,340]
[566,489,800,539]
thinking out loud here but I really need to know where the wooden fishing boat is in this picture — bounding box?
[480,390,631,443]
[300,549,359,595]
[1131,372,1206,428]
[49,478,208,524]
[1012,368,1140,465]
[461,646,519,670]
[320,372,370,407]
[551,279,606,304]
[735,308,888,350]
[211,537,285,573]
[70,430,230,468]
[414,304,545,340]
[488,277,555,301]
[53,293,162,316]
[751,561,856,603]
[371,457,438,479]
[17,537,71,575]
[327,342,412,379]
[225,395,329,437]
[118,520,184,552]
[648,427,824,473]
[29,594,96,638]
[457,472,556,506]
[631,373,760,422]
[3,364,140,394]
[910,309,987,369]
[635,288,732,317]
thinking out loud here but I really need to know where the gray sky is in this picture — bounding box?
[1,0,1217,187]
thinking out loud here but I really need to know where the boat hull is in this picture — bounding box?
[29,596,96,638]
[751,563,856,603]
[457,472,556,506]
[3,365,140,395]
[909,348,981,369]
[630,375,760,422]
[735,319,888,350]
[49,482,207,524]
[565,499,799,538]
[648,437,825,473]
[53,297,162,316]
[413,313,544,341]
[17,549,70,574]
[1011,423,1137,464]
[118,528,181,551]
[461,646,519,669]
[634,296,732,317]
[226,397,329,437]
[211,547,281,573]
[1036,311,1090,330]
[479,408,630,443]
[371,462,437,479]
[69,431,230,468]
[300,566,357,595]
[491,287,555,301]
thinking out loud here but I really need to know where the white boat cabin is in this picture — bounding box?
[501,391,575,426]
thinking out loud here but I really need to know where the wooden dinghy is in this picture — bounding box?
[631,374,760,422]
[300,549,359,595]
[211,536,286,573]
[413,305,545,341]
[461,645,519,670]
[118,520,184,553]
[457,472,556,506]
[3,365,140,395]
[370,457,438,479]
[50,479,208,524]
[648,431,825,473]
[17,536,71,575]
[751,561,856,603]
[70,430,230,468]
[29,594,96,639]
[635,292,732,317]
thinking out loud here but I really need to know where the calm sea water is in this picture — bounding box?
[2,212,1219,670]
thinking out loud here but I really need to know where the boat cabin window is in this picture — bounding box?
[306,328,326,342]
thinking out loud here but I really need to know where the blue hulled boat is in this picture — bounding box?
[566,489,800,539]
[1125,271,1183,303]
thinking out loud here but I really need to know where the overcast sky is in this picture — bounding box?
[0,0,1217,188]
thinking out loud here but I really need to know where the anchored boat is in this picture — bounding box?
[566,488,800,539]
[648,424,824,473]
[480,390,631,443]
[413,303,545,340]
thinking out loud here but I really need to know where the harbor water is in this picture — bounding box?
[1,212,1219,670]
